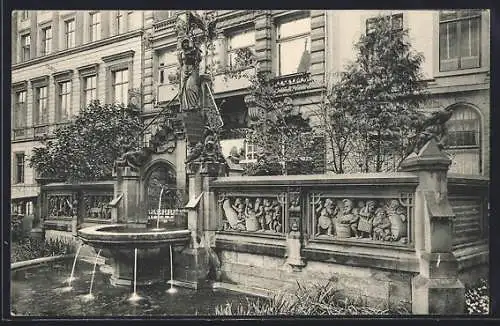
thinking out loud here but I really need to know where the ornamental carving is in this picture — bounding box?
[47,193,78,218]
[219,194,286,234]
[311,194,411,244]
[84,194,113,220]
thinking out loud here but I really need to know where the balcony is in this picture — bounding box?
[213,67,254,94]
[272,72,311,89]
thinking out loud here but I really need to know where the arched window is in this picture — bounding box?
[445,105,482,175]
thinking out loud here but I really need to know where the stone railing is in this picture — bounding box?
[211,173,418,248]
[272,72,311,90]
[41,181,115,232]
[447,174,489,248]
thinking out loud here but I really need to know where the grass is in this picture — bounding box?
[216,278,490,316]
[215,280,409,316]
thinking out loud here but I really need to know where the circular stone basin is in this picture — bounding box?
[77,224,191,250]
[77,224,192,286]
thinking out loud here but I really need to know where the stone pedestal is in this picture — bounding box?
[106,247,171,287]
[400,139,464,315]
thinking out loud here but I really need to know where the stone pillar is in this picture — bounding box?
[175,161,224,288]
[400,139,464,315]
[114,166,141,224]
[254,11,273,74]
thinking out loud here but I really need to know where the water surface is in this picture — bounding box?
[11,259,252,317]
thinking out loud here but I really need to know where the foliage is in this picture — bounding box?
[324,15,428,173]
[11,237,76,263]
[29,101,144,183]
[215,280,409,316]
[223,48,321,176]
[11,214,25,243]
[465,278,489,314]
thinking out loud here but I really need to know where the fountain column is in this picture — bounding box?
[400,139,464,314]
[114,166,141,224]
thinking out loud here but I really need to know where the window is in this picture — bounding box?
[366,13,403,34]
[276,16,311,76]
[58,81,72,121]
[113,69,129,105]
[439,10,481,71]
[90,12,101,42]
[20,11,29,21]
[445,106,482,174]
[21,34,30,61]
[227,29,255,69]
[245,139,257,161]
[83,75,97,105]
[15,153,25,184]
[34,86,48,125]
[158,49,177,84]
[14,90,27,128]
[65,19,76,48]
[116,11,124,34]
[41,27,52,55]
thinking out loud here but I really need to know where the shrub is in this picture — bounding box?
[11,238,75,263]
[465,278,489,314]
[11,215,26,242]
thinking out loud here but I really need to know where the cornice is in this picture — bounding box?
[12,30,143,71]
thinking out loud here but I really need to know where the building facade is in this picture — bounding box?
[144,10,326,165]
[10,9,490,217]
[11,10,149,215]
[325,10,490,176]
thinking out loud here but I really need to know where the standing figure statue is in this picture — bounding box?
[176,11,217,113]
[178,37,202,112]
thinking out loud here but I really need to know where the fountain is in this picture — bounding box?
[76,10,224,292]
[80,249,101,302]
[166,245,178,294]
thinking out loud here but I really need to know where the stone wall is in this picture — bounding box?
[210,153,489,314]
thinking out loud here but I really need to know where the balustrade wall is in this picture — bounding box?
[41,181,114,231]
[209,172,489,308]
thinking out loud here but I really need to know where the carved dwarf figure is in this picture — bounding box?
[372,208,392,241]
[316,198,337,236]
[338,199,359,237]
[357,200,376,239]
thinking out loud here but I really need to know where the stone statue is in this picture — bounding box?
[178,37,202,112]
[409,106,455,155]
[177,11,217,113]
[115,143,153,171]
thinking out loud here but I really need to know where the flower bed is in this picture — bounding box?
[11,237,75,264]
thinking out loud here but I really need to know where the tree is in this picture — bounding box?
[29,101,144,183]
[327,15,428,173]
[224,48,321,175]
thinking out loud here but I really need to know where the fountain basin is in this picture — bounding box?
[77,224,191,249]
[77,224,191,286]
